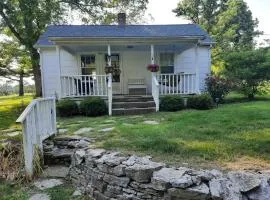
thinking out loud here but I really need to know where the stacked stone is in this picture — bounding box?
[69,149,270,200]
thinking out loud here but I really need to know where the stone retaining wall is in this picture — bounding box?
[69,149,270,200]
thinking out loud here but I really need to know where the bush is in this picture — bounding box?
[80,97,107,116]
[205,75,232,102]
[160,95,185,112]
[57,100,79,117]
[188,94,214,110]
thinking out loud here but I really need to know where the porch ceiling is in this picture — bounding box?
[61,43,195,54]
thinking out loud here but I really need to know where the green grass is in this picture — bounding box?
[0,94,33,131]
[59,99,270,169]
[0,180,88,200]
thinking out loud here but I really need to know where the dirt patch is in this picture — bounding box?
[221,156,270,171]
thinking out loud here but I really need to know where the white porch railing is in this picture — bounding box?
[157,73,196,95]
[16,97,57,178]
[152,74,160,111]
[61,75,109,98]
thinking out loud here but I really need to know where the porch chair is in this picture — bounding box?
[127,78,147,95]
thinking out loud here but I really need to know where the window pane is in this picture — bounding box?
[160,53,174,74]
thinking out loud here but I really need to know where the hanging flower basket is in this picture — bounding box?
[147,64,159,72]
[105,66,121,75]
[105,66,114,74]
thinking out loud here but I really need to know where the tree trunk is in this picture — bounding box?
[19,70,24,96]
[30,49,42,97]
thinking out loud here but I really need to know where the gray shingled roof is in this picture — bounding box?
[36,24,214,46]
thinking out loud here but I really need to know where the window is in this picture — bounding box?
[81,55,96,75]
[160,53,174,74]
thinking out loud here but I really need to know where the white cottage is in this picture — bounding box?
[35,14,214,115]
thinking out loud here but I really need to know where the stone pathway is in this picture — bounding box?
[99,127,115,132]
[29,193,50,200]
[34,179,63,190]
[73,127,94,135]
[143,120,159,125]
[42,166,69,178]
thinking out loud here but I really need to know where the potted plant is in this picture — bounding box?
[104,65,114,74]
[147,64,159,72]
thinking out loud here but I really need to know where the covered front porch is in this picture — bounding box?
[54,40,204,115]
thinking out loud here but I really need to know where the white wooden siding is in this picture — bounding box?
[174,46,211,92]
[41,49,60,97]
[40,46,211,97]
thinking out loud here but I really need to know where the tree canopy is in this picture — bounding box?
[173,0,261,63]
[0,0,149,96]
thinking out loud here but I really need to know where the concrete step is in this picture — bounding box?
[112,101,155,109]
[113,96,153,102]
[112,107,156,116]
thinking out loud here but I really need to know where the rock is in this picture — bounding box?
[151,167,188,191]
[72,190,82,196]
[99,127,115,132]
[143,121,159,125]
[125,160,164,183]
[7,131,20,137]
[209,178,224,199]
[228,171,261,192]
[221,179,242,200]
[167,188,208,200]
[42,166,69,178]
[86,148,106,158]
[96,152,127,167]
[74,127,94,135]
[58,129,68,134]
[171,174,199,189]
[34,179,63,190]
[246,177,270,200]
[73,149,86,165]
[103,174,130,187]
[29,193,50,200]
[46,148,74,159]
[187,183,210,197]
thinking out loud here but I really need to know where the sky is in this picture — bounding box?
[147,0,270,45]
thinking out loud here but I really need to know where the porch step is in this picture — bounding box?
[112,96,153,103]
[112,96,156,115]
[112,107,156,116]
[112,101,155,109]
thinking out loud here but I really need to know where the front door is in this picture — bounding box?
[106,54,121,94]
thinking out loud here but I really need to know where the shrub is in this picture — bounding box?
[80,97,107,116]
[188,94,214,110]
[160,95,185,112]
[57,100,79,117]
[205,75,232,102]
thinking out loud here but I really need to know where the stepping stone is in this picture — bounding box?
[34,179,63,190]
[74,127,94,135]
[42,166,69,178]
[29,193,50,200]
[7,131,20,137]
[99,127,115,132]
[58,129,68,134]
[143,120,159,125]
[72,190,82,196]
[104,120,116,123]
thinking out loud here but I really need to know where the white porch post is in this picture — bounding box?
[56,45,62,99]
[107,44,112,116]
[195,44,200,94]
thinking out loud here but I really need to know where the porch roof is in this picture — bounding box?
[35,24,214,47]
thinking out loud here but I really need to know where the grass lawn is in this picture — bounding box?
[59,99,270,170]
[0,94,33,131]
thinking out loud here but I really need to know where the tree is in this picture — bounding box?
[0,0,149,96]
[173,0,260,63]
[223,48,270,99]
[0,40,31,96]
